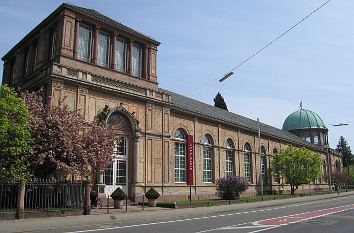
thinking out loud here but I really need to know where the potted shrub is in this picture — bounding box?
[110,187,126,209]
[145,187,160,207]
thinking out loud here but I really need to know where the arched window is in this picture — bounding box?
[272,148,280,183]
[225,139,234,176]
[261,146,267,180]
[174,129,186,183]
[244,143,252,183]
[203,134,213,183]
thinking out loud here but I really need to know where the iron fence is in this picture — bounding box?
[0,179,85,211]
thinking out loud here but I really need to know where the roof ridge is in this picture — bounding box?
[63,3,160,45]
[160,88,323,150]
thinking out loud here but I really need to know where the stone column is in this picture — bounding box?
[73,19,80,59]
[110,34,116,69]
[134,132,141,183]
[127,39,132,75]
[92,26,99,64]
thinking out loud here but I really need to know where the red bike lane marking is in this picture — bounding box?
[256,204,354,226]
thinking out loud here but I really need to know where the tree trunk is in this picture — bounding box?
[83,181,91,215]
[15,184,25,219]
[290,185,295,195]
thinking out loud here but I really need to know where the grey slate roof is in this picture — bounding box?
[64,4,160,45]
[160,88,324,152]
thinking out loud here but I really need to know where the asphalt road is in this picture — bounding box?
[4,193,354,233]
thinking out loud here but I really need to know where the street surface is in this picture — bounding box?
[2,192,354,233]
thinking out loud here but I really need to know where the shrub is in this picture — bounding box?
[216,175,248,200]
[110,187,126,200]
[145,187,160,199]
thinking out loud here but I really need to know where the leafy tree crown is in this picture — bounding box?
[214,92,228,111]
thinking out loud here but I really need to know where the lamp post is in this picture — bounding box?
[326,145,332,194]
[258,118,263,200]
[327,123,349,194]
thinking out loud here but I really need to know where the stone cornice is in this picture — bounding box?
[51,63,171,104]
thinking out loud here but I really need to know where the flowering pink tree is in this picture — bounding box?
[81,122,116,180]
[22,91,114,181]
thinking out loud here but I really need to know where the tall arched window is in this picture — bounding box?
[203,134,213,183]
[174,129,186,183]
[261,146,267,180]
[272,148,280,183]
[244,143,252,183]
[225,139,234,176]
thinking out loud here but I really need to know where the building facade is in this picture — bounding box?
[2,4,341,202]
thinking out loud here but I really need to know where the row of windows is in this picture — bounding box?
[78,24,143,77]
[7,26,58,85]
[173,129,280,184]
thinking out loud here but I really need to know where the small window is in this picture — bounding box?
[78,24,92,62]
[49,29,58,60]
[8,59,16,85]
[115,39,127,72]
[97,32,110,67]
[32,41,38,70]
[313,133,320,145]
[132,44,142,77]
[23,48,29,78]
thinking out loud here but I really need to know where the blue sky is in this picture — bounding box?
[1,0,353,149]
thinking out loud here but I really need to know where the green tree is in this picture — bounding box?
[272,145,321,194]
[214,92,228,111]
[0,85,32,184]
[336,136,353,174]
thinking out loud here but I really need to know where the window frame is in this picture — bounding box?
[174,129,187,183]
[131,43,142,77]
[78,23,92,62]
[97,31,110,67]
[272,148,280,184]
[244,143,252,183]
[115,38,127,73]
[203,135,213,183]
[225,139,234,176]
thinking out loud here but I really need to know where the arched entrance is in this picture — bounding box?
[102,107,140,199]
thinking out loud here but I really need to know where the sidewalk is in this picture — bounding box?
[1,191,353,233]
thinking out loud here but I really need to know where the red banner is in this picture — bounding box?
[187,135,194,186]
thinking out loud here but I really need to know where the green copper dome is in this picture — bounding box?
[282,108,326,131]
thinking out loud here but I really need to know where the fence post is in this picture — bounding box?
[15,183,25,219]
[83,181,91,215]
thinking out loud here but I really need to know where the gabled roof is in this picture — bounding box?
[160,88,324,152]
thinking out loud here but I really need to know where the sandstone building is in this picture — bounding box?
[2,4,341,202]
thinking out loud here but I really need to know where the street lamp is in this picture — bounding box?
[327,123,349,194]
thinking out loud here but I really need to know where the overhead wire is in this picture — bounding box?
[188,0,333,94]
[222,0,333,81]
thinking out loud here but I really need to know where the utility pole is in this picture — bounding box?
[258,118,263,200]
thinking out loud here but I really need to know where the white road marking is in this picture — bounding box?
[63,196,352,233]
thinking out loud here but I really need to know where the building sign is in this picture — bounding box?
[187,135,194,186]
